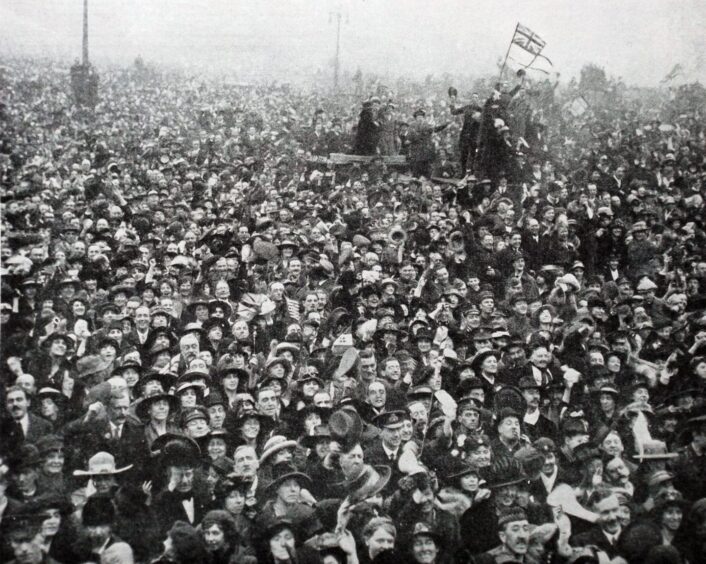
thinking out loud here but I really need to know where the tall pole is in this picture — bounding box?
[82,0,89,65]
[332,11,342,91]
[498,23,518,83]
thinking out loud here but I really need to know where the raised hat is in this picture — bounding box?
[339,464,391,503]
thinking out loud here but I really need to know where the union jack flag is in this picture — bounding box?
[512,23,546,56]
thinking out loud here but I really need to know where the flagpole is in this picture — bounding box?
[498,23,518,83]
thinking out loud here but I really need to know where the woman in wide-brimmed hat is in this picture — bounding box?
[136,390,181,448]
[254,462,316,539]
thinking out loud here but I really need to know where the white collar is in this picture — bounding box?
[540,467,557,489]
[524,410,540,424]
[19,413,30,433]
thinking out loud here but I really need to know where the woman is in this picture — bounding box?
[136,390,180,447]
[68,298,92,326]
[591,386,621,430]
[37,387,69,430]
[292,369,324,410]
[650,494,691,560]
[36,435,67,495]
[232,412,269,453]
[203,429,235,464]
[216,476,255,548]
[218,367,249,412]
[200,509,254,564]
[255,518,322,564]
[436,457,490,519]
[408,523,451,564]
[203,319,231,358]
[153,520,210,564]
[26,492,78,563]
[158,279,177,301]
[532,304,556,334]
[26,332,74,391]
[295,405,330,439]
[176,380,206,410]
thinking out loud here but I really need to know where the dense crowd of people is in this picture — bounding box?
[1,56,706,564]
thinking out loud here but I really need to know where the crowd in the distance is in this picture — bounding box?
[1,56,706,564]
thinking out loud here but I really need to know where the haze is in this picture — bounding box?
[2,0,705,86]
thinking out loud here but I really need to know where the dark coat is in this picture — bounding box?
[62,416,149,478]
[363,440,402,497]
[354,107,380,156]
[1,413,53,452]
[571,526,622,559]
[152,488,212,535]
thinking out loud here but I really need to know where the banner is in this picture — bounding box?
[512,23,547,56]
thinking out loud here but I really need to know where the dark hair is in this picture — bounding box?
[586,485,615,508]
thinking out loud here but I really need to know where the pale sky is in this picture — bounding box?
[2,0,705,85]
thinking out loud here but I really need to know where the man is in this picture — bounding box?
[366,379,388,417]
[571,487,623,559]
[231,444,263,507]
[127,305,152,350]
[152,438,210,534]
[354,98,381,156]
[356,349,378,400]
[170,334,200,374]
[64,390,147,478]
[673,411,706,501]
[557,418,589,486]
[529,438,559,503]
[5,514,59,564]
[364,411,406,496]
[491,408,527,458]
[9,445,44,502]
[519,344,554,388]
[4,386,52,447]
[449,90,482,175]
[255,386,288,435]
[75,494,134,562]
[476,506,530,564]
[518,376,557,442]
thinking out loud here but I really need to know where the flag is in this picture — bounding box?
[285,297,300,321]
[512,23,546,56]
[566,96,589,117]
[660,63,683,84]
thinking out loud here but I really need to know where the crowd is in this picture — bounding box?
[1,56,706,564]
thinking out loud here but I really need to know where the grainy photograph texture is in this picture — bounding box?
[1,1,706,563]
